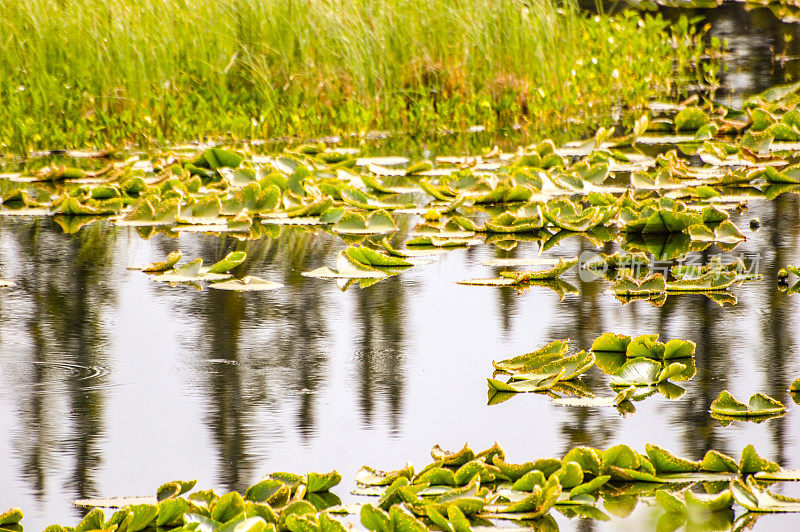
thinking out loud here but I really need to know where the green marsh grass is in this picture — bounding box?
[0,0,715,153]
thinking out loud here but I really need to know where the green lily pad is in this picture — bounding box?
[675,108,710,131]
[710,390,786,417]
[307,471,342,493]
[209,276,283,291]
[700,450,738,473]
[731,476,800,512]
[303,261,386,280]
[609,358,686,386]
[151,259,232,283]
[612,274,666,295]
[590,333,631,353]
[739,444,780,474]
[0,509,23,527]
[493,340,570,373]
[645,444,700,473]
[139,251,183,273]
[334,210,396,234]
[206,251,247,274]
[666,271,736,291]
[497,257,578,281]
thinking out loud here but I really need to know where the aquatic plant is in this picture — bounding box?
[6,440,798,531]
[710,390,787,418]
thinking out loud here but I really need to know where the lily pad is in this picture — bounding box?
[590,333,631,353]
[139,251,183,272]
[333,210,396,234]
[303,251,389,280]
[209,276,283,291]
[151,259,232,283]
[612,274,666,295]
[609,358,686,386]
[731,476,800,512]
[710,390,786,417]
[666,271,736,291]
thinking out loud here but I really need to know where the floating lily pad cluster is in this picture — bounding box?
[710,390,787,423]
[7,82,800,297]
[487,334,697,408]
[134,251,282,291]
[7,440,800,531]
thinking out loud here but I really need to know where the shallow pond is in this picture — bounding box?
[2,3,800,531]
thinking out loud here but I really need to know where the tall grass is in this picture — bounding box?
[0,0,710,153]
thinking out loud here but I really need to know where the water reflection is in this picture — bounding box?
[0,218,118,521]
[353,275,407,433]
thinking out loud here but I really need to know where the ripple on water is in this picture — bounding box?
[0,359,114,395]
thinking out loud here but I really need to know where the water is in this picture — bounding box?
[2,3,800,531]
[0,198,799,530]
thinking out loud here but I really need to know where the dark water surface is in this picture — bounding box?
[2,4,800,531]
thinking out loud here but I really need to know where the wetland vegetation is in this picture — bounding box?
[0,0,719,153]
[2,1,800,531]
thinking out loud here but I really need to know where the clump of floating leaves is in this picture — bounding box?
[6,81,800,298]
[7,441,800,531]
[487,334,698,408]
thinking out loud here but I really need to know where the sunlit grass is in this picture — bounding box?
[0,0,714,153]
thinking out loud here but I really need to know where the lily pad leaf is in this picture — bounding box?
[663,339,696,359]
[307,471,342,493]
[739,444,780,474]
[612,274,666,295]
[0,509,23,527]
[334,210,396,234]
[610,358,686,386]
[493,340,570,373]
[157,479,197,501]
[303,251,388,280]
[496,258,578,281]
[609,358,664,386]
[562,447,603,477]
[655,490,686,514]
[754,469,800,481]
[209,276,283,291]
[206,251,247,274]
[675,108,710,131]
[192,147,243,170]
[211,492,246,523]
[344,246,412,268]
[141,251,183,273]
[710,390,786,417]
[590,333,631,353]
[356,465,414,487]
[666,271,736,292]
[627,334,665,359]
[731,476,800,512]
[152,258,198,280]
[568,476,611,499]
[700,450,739,473]
[645,444,700,473]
